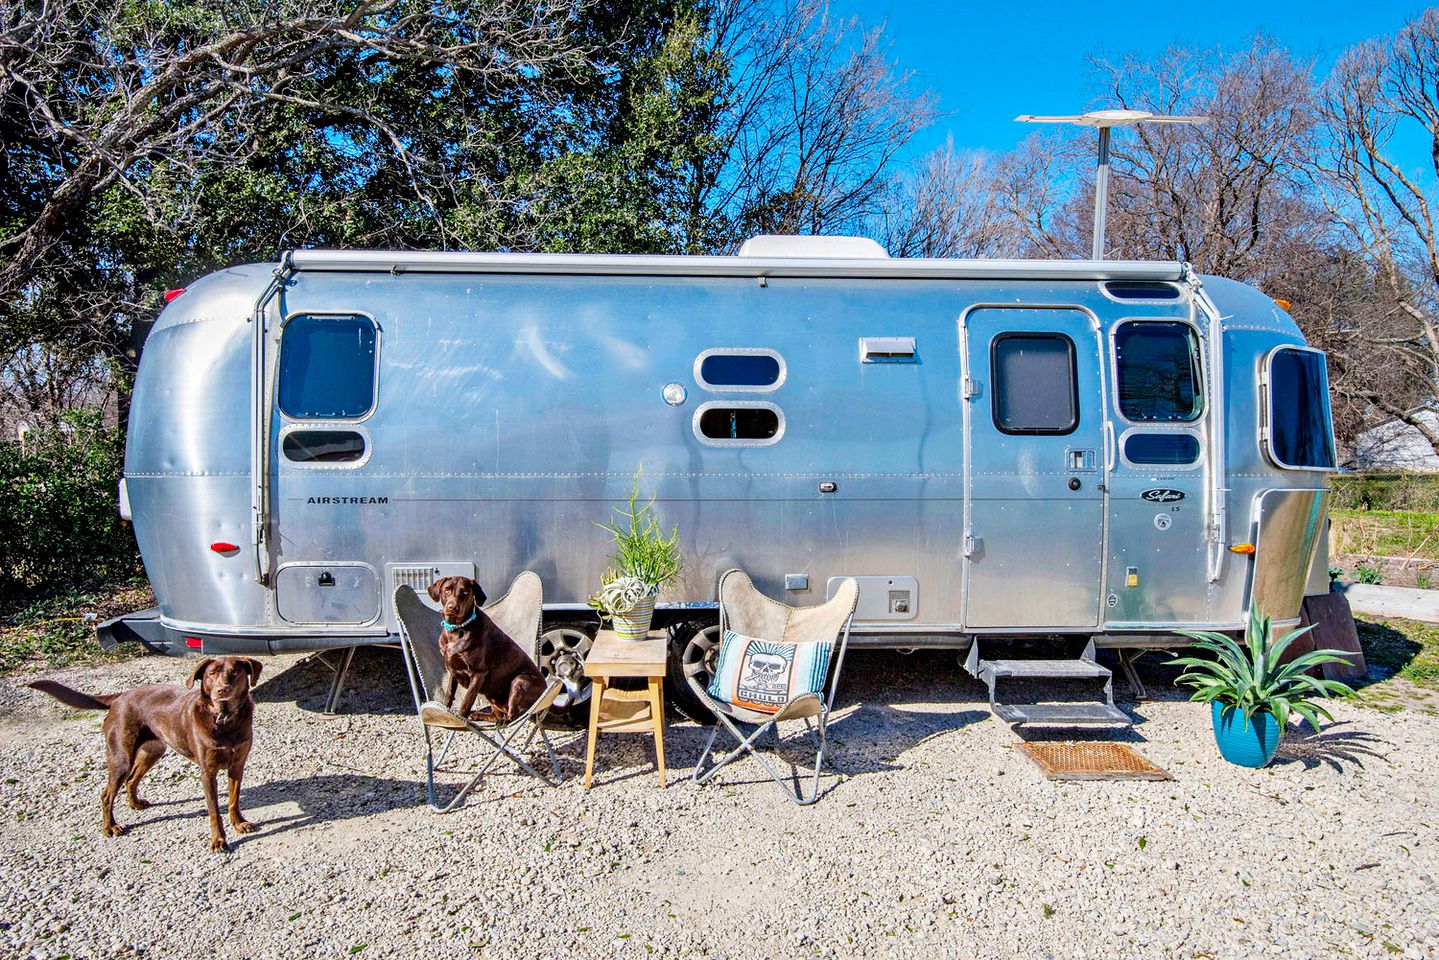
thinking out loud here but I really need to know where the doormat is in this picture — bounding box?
[1015,741,1172,781]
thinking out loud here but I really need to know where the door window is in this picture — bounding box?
[1114,321,1202,422]
[990,333,1078,435]
[278,314,378,419]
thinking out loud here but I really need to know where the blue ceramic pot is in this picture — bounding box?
[1210,701,1282,767]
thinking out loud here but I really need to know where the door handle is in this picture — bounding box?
[1103,421,1116,472]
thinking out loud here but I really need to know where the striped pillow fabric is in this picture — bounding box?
[707,630,833,714]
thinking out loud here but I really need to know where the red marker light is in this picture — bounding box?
[210,541,240,553]
[185,637,203,649]
[163,288,187,303]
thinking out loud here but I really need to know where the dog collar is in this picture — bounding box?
[442,607,478,632]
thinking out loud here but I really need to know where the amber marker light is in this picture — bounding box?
[1229,543,1256,554]
[1274,298,1292,311]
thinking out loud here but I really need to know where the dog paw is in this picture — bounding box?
[210,836,229,853]
[232,819,257,834]
[128,798,151,811]
[102,823,124,838]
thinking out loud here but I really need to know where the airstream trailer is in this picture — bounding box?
[103,235,1337,721]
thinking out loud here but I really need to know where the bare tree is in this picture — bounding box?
[874,140,1026,259]
[693,0,935,245]
[1315,9,1439,453]
[1092,38,1321,274]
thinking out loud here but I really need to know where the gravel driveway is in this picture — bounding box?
[1,647,1435,960]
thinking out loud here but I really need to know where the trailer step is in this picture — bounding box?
[963,639,1132,729]
[992,702,1130,726]
[978,658,1111,681]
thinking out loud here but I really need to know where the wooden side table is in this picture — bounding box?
[582,629,668,789]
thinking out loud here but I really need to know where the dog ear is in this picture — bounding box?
[187,658,215,689]
[240,658,263,683]
[427,578,447,602]
[471,579,487,608]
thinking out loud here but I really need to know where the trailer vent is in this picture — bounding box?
[736,235,889,259]
[384,561,476,625]
[860,337,916,363]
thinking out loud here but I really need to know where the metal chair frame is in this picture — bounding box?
[393,579,564,813]
[687,569,857,805]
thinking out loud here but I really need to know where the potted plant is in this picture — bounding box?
[1170,608,1356,768]
[587,469,681,640]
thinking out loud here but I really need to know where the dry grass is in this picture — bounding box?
[0,579,153,674]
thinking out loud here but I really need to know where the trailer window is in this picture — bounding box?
[1102,281,1183,301]
[1114,321,1202,422]
[991,333,1078,435]
[1124,432,1200,465]
[278,314,377,419]
[282,430,367,464]
[1267,347,1336,470]
[694,402,783,445]
[695,349,784,390]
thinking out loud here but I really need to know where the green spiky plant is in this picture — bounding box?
[594,467,681,596]
[1169,608,1357,731]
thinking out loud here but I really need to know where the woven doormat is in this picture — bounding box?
[1016,741,1172,781]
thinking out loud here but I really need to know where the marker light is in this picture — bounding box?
[1229,543,1256,554]
[210,541,240,553]
[185,637,203,649]
[1274,298,1292,311]
[163,288,187,303]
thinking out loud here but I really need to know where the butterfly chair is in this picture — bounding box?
[393,576,565,813]
[687,569,859,805]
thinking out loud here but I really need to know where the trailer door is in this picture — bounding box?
[962,307,1105,629]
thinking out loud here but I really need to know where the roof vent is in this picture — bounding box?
[737,235,890,259]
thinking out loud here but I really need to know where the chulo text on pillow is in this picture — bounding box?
[708,630,832,713]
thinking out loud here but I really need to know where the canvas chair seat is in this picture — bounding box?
[687,569,857,804]
[394,575,564,812]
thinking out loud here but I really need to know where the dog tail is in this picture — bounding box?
[27,680,117,711]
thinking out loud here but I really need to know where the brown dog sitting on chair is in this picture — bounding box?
[28,656,262,852]
[428,576,546,725]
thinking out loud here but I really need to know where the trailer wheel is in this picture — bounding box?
[538,621,596,720]
[664,618,721,725]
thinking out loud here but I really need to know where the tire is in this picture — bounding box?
[537,620,597,725]
[663,617,722,725]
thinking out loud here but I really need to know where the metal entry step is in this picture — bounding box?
[964,639,1132,729]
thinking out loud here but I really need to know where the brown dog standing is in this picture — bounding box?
[428,576,546,724]
[29,656,262,852]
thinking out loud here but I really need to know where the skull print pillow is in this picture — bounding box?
[707,631,833,713]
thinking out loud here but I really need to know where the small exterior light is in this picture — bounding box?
[1229,543,1256,554]
[662,382,687,406]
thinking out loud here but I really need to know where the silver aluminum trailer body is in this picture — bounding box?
[113,245,1334,680]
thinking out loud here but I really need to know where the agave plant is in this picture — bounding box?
[1169,607,1357,731]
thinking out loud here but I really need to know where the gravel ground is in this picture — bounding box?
[1,647,1436,960]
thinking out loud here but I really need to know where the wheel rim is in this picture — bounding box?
[680,623,722,691]
[539,626,594,709]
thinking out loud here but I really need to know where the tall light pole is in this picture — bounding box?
[1014,109,1207,260]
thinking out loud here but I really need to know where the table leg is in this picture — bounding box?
[648,676,667,788]
[584,678,605,790]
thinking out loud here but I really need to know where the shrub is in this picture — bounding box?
[0,409,140,601]
[1331,472,1439,512]
[1355,565,1384,585]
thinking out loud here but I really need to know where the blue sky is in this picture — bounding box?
[831,0,1427,161]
